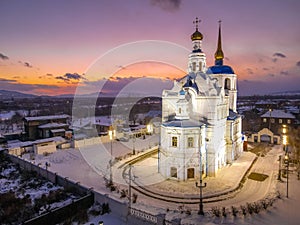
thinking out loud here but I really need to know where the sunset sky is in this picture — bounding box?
[0,0,299,96]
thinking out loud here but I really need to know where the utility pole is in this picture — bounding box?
[277,155,282,180]
[284,153,289,198]
[128,165,132,209]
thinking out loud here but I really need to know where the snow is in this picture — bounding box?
[5,134,300,224]
[261,110,295,119]
[38,122,68,129]
[0,159,81,223]
[25,114,69,121]
[0,111,15,120]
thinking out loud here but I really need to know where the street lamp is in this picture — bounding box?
[284,154,289,198]
[268,108,272,130]
[196,128,206,215]
[277,155,282,180]
[108,128,115,184]
[132,133,136,155]
[195,179,206,215]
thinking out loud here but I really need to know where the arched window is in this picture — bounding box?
[199,61,202,71]
[192,62,196,71]
[224,78,231,90]
[179,108,181,114]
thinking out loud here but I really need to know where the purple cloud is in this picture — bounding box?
[273,52,286,58]
[280,71,289,76]
[55,73,86,82]
[150,0,181,12]
[24,62,33,68]
[0,53,9,60]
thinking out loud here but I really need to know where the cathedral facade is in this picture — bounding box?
[159,19,243,180]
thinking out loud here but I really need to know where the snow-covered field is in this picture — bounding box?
[9,135,300,225]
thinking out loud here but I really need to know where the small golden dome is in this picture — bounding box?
[191,29,203,41]
[215,49,224,60]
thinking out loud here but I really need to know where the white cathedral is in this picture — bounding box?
[159,19,243,180]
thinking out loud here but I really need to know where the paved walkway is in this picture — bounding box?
[122,151,256,198]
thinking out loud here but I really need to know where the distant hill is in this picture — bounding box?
[270,90,300,96]
[0,90,37,99]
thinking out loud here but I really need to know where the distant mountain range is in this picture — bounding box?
[1,89,300,100]
[270,90,300,96]
[0,90,37,99]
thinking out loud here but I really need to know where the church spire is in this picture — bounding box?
[214,20,224,66]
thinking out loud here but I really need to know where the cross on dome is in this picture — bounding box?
[191,17,203,41]
[193,17,201,30]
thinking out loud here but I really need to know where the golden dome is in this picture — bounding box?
[191,29,203,41]
[215,49,224,60]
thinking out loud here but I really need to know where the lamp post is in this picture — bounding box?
[128,165,132,209]
[132,133,136,155]
[196,132,206,215]
[124,165,136,212]
[108,128,115,184]
[284,154,289,198]
[196,179,206,215]
[277,155,282,180]
[268,108,272,130]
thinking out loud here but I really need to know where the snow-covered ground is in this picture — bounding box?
[16,136,300,224]
[0,158,80,224]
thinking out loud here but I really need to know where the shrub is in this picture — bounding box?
[231,206,238,217]
[212,206,221,217]
[120,189,127,198]
[240,205,247,216]
[222,207,227,217]
[101,203,110,214]
[246,203,253,214]
[132,193,138,203]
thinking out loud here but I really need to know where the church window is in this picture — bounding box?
[179,108,182,114]
[192,62,196,71]
[187,168,195,179]
[225,78,231,90]
[199,61,202,71]
[263,118,267,123]
[170,167,177,178]
[172,137,178,147]
[188,137,194,148]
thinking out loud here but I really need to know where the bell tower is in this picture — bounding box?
[188,17,207,73]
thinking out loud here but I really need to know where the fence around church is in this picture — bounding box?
[6,152,181,225]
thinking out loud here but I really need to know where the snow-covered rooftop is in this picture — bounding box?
[51,128,66,133]
[7,136,66,148]
[261,110,295,119]
[162,119,204,128]
[38,123,68,129]
[25,114,69,121]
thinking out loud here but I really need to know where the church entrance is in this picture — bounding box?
[170,167,177,178]
[187,168,195,179]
